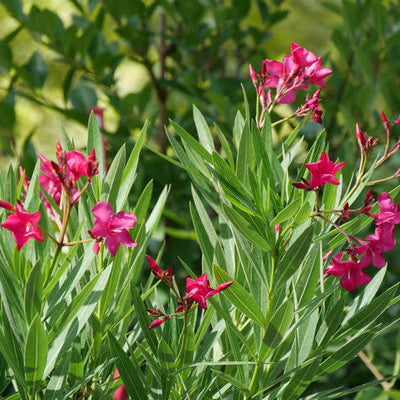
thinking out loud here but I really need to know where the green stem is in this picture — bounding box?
[98,244,104,273]
[44,244,62,287]
[341,151,367,207]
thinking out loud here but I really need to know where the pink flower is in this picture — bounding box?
[0,201,44,250]
[325,252,371,291]
[113,370,127,400]
[89,201,137,256]
[255,43,332,105]
[372,193,400,225]
[305,152,345,188]
[354,224,395,268]
[186,274,233,310]
[39,144,98,191]
[303,57,332,88]
[291,42,318,67]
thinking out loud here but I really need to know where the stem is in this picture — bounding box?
[340,151,367,207]
[357,349,391,390]
[246,362,263,400]
[315,213,360,248]
[367,174,398,186]
[98,243,104,273]
[63,238,96,246]
[44,244,62,286]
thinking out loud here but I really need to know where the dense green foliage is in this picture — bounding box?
[1,1,400,399]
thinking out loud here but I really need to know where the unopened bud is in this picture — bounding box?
[355,123,366,148]
[249,65,257,86]
[149,319,165,329]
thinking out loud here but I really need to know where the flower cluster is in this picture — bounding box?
[0,144,137,258]
[293,116,400,291]
[325,193,400,291]
[249,42,332,127]
[145,256,233,328]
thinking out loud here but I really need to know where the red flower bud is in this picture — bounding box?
[149,318,165,329]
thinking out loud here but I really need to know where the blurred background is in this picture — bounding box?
[1,0,400,398]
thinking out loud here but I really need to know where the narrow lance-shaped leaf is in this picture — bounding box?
[108,333,148,400]
[24,314,48,392]
[213,264,266,327]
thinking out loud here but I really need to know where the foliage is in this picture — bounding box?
[0,41,400,398]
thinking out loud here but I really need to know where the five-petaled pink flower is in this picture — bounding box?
[0,201,44,250]
[293,152,345,190]
[324,252,371,291]
[89,201,137,256]
[305,152,345,188]
[186,274,233,309]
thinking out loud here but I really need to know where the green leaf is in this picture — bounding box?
[275,225,314,287]
[24,262,43,325]
[24,315,48,391]
[44,266,111,378]
[108,333,148,400]
[0,41,13,72]
[236,121,251,182]
[280,359,320,400]
[131,286,158,354]
[294,202,312,225]
[0,321,26,391]
[87,112,106,179]
[19,52,48,88]
[222,205,271,252]
[70,82,97,110]
[260,299,294,356]
[213,264,266,327]
[116,122,147,209]
[42,351,70,400]
[171,120,212,163]
[1,0,23,18]
[103,144,126,204]
[340,283,398,335]
[193,105,215,153]
[214,123,234,168]
[318,330,375,375]
[270,200,300,227]
[158,337,176,374]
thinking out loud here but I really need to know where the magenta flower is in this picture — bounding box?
[0,201,44,250]
[325,252,371,291]
[251,43,332,106]
[305,152,345,188]
[291,42,318,67]
[354,224,395,268]
[186,273,233,309]
[38,144,98,204]
[372,193,400,225]
[89,201,137,256]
